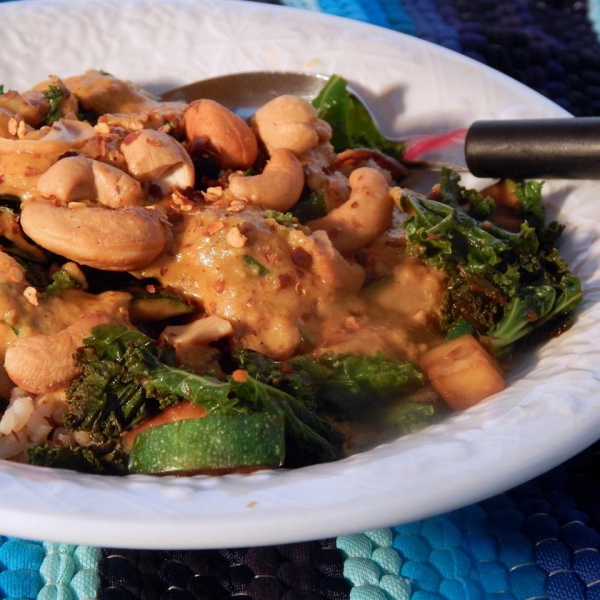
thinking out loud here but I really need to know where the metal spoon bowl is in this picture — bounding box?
[161,71,331,120]
[162,70,600,180]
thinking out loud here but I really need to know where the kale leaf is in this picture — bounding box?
[400,170,582,356]
[237,349,424,418]
[41,324,345,473]
[28,441,129,475]
[312,75,405,158]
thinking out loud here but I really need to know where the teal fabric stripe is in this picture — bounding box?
[0,539,99,600]
[315,0,378,25]
[590,0,600,39]
[280,0,321,11]
[282,0,416,34]
[375,0,417,36]
[338,494,547,600]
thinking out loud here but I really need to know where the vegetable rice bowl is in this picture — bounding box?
[0,70,582,476]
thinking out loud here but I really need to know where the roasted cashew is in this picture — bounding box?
[36,155,143,208]
[162,315,233,349]
[303,230,365,292]
[228,148,304,211]
[20,200,169,271]
[252,95,332,156]
[0,118,114,199]
[4,311,114,394]
[121,129,194,193]
[306,167,393,254]
[184,99,258,169]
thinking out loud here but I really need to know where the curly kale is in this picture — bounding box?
[30,325,345,473]
[235,350,443,443]
[238,349,423,415]
[312,75,405,158]
[400,169,582,356]
[28,441,129,475]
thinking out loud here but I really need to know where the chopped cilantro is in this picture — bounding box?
[244,254,270,277]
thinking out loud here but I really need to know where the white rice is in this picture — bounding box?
[0,387,71,461]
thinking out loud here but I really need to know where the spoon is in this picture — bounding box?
[162,71,600,180]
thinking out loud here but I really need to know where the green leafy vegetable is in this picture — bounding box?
[264,210,297,228]
[46,270,80,294]
[312,75,405,158]
[400,169,582,356]
[380,403,439,435]
[28,441,128,475]
[243,254,270,277]
[38,324,345,473]
[237,349,424,418]
[290,190,328,222]
[43,84,66,124]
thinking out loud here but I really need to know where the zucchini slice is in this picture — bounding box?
[128,412,285,474]
[129,294,193,322]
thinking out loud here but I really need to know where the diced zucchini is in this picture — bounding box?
[128,412,285,474]
[129,294,193,322]
[419,334,506,410]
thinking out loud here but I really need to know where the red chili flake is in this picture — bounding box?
[291,247,313,269]
[122,131,140,145]
[527,309,539,322]
[277,273,293,290]
[145,285,157,294]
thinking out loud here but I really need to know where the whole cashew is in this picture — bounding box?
[20,201,169,271]
[301,230,366,292]
[121,129,195,193]
[184,99,258,169]
[228,148,304,211]
[36,155,143,208]
[0,119,101,198]
[4,311,114,394]
[252,95,332,156]
[306,167,393,254]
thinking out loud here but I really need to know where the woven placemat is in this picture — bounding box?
[0,1,599,598]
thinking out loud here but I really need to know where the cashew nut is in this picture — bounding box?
[121,129,195,193]
[0,118,117,199]
[36,155,143,208]
[184,99,258,169]
[162,315,233,348]
[306,167,393,254]
[304,230,366,292]
[4,311,114,394]
[228,148,304,211]
[20,200,169,271]
[252,95,332,156]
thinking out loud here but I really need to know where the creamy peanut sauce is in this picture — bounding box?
[138,204,446,362]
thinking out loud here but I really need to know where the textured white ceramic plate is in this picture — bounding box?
[0,0,599,550]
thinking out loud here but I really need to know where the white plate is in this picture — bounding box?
[1,0,600,550]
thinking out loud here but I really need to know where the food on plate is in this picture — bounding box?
[0,71,582,475]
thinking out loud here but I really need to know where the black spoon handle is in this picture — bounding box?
[465,117,600,179]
